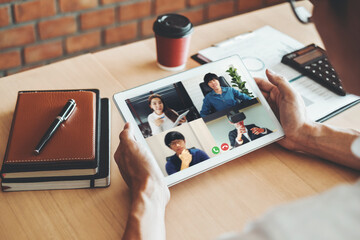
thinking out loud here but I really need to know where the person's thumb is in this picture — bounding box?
[119,122,136,141]
[266,69,292,93]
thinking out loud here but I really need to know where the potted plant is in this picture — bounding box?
[226,66,254,98]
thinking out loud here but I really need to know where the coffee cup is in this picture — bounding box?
[153,14,193,71]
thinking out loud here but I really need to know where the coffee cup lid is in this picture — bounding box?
[153,14,193,38]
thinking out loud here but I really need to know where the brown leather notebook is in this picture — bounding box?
[1,90,100,179]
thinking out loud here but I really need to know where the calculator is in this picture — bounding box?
[281,44,346,96]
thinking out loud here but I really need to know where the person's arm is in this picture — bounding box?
[232,87,252,101]
[165,161,177,175]
[192,149,210,164]
[235,133,244,146]
[249,125,272,135]
[114,123,170,240]
[255,70,360,170]
[200,97,212,117]
[228,130,237,147]
[148,114,162,135]
[198,150,210,161]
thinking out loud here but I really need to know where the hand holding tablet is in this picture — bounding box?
[113,55,284,186]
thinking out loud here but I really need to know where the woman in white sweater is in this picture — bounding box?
[147,94,185,135]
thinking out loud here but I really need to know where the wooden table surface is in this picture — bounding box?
[1,3,359,240]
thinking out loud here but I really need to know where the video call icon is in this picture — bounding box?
[221,143,229,151]
[212,146,220,154]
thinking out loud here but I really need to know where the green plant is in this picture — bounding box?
[226,66,254,98]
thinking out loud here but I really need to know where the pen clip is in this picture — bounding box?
[63,101,76,120]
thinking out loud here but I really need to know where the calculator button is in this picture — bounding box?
[325,77,330,81]
[312,70,316,73]
[332,74,336,78]
[318,60,323,64]
[325,70,329,74]
[305,66,311,70]
[311,63,317,67]
[318,73,323,77]
[325,64,329,68]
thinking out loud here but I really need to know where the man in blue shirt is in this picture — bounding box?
[164,131,210,175]
[200,73,252,117]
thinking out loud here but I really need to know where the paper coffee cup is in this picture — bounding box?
[153,14,193,71]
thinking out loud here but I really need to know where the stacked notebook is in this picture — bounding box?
[1,89,110,191]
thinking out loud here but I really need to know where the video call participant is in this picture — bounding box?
[164,131,210,175]
[200,73,252,117]
[227,111,272,147]
[147,94,186,135]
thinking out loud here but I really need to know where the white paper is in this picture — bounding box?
[198,26,360,121]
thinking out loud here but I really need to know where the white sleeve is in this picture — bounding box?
[216,181,360,240]
[148,114,162,135]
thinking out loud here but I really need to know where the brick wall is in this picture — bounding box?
[0,0,285,77]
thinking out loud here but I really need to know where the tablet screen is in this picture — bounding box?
[114,55,284,186]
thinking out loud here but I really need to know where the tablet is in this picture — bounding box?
[113,55,284,186]
[172,110,189,128]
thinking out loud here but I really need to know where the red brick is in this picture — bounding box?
[119,1,151,21]
[238,0,264,12]
[66,31,101,53]
[155,0,186,14]
[141,17,156,37]
[189,0,214,7]
[38,16,77,40]
[59,0,97,12]
[105,23,137,44]
[0,6,9,27]
[180,8,205,25]
[80,8,115,30]
[0,25,35,49]
[14,0,56,23]
[265,0,285,5]
[24,41,63,63]
[208,0,235,20]
[0,51,21,70]
[101,0,127,4]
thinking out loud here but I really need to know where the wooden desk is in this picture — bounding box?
[0,3,359,240]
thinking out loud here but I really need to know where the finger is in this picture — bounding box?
[265,69,292,92]
[260,90,270,99]
[254,77,274,93]
[119,122,135,142]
